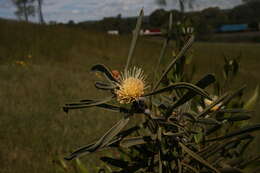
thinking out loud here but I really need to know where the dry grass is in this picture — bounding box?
[0,19,259,173]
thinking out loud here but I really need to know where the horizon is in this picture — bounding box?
[0,0,242,23]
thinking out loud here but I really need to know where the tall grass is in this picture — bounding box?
[0,19,259,173]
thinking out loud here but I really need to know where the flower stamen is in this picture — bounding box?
[115,67,147,104]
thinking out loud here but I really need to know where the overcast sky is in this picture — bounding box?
[0,0,242,23]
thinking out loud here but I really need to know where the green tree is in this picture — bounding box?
[12,0,35,22]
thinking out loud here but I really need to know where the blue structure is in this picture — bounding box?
[217,24,248,32]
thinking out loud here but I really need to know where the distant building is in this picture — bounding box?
[107,30,119,35]
[140,29,162,36]
[217,24,248,33]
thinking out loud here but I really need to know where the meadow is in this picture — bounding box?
[0,19,260,173]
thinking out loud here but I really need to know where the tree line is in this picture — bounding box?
[75,0,260,38]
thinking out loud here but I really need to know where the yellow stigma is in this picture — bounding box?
[115,67,147,104]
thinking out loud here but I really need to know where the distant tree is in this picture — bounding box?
[149,9,168,27]
[156,0,196,12]
[243,0,260,3]
[36,0,44,24]
[230,0,260,23]
[68,20,75,26]
[201,7,229,27]
[49,20,57,25]
[12,0,35,22]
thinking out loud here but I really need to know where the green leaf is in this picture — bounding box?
[63,96,114,113]
[205,124,260,142]
[242,156,260,172]
[217,114,251,122]
[171,74,215,110]
[91,64,118,83]
[75,158,90,173]
[182,112,197,122]
[152,13,172,85]
[219,167,243,173]
[120,136,152,148]
[202,134,253,159]
[222,85,247,106]
[95,81,116,90]
[179,142,220,173]
[181,162,199,173]
[65,117,130,160]
[95,117,130,148]
[205,124,222,135]
[117,126,141,138]
[100,157,129,168]
[165,74,215,116]
[153,35,195,90]
[194,132,203,144]
[196,118,221,125]
[219,108,252,114]
[244,85,259,110]
[125,9,143,71]
[153,38,170,84]
[145,82,210,100]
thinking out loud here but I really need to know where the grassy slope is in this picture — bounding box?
[0,19,259,173]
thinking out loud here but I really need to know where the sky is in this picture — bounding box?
[0,0,242,23]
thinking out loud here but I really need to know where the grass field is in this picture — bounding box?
[0,19,260,173]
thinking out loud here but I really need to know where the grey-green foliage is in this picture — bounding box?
[63,10,260,173]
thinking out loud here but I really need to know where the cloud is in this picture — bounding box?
[0,0,242,22]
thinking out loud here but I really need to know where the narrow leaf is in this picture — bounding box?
[196,118,221,125]
[95,81,116,90]
[205,124,260,142]
[146,82,210,100]
[219,167,243,173]
[120,136,152,148]
[65,118,130,160]
[98,117,130,149]
[100,157,129,168]
[64,137,122,161]
[219,108,252,114]
[217,114,251,122]
[205,124,222,135]
[75,159,90,173]
[117,126,141,138]
[125,9,143,71]
[153,35,195,90]
[222,85,247,106]
[170,74,215,110]
[179,142,220,173]
[63,97,114,112]
[91,64,118,83]
[153,13,172,85]
[181,162,199,173]
[244,85,259,110]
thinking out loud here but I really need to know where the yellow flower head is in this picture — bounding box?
[115,67,147,104]
[15,60,27,66]
[204,96,222,112]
